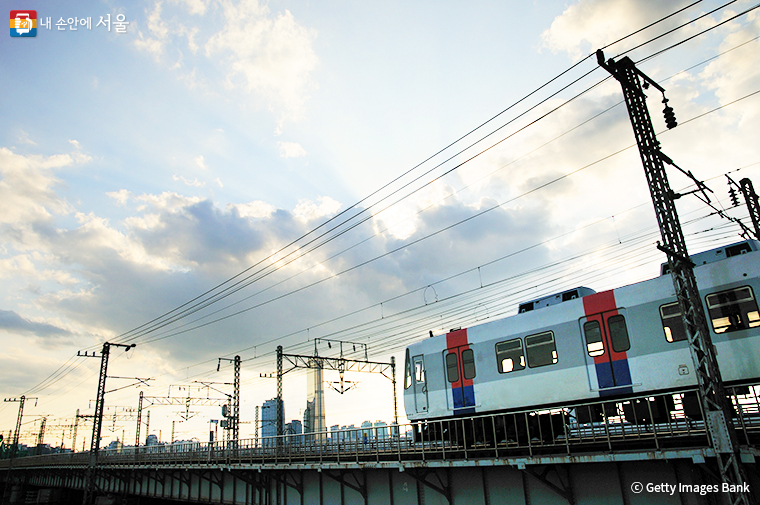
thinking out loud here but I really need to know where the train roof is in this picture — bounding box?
[659,239,760,276]
[517,286,596,314]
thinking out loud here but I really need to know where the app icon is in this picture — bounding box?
[11,10,37,37]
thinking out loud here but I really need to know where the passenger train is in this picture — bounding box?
[403,240,760,426]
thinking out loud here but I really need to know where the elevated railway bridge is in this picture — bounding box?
[2,384,760,504]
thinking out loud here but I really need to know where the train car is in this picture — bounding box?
[403,240,760,425]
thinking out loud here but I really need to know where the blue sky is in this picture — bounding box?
[2,0,760,445]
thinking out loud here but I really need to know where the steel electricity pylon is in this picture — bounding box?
[78,342,136,505]
[597,49,750,505]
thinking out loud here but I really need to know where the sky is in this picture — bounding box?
[1,0,760,448]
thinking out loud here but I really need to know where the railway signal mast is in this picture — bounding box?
[596,50,749,504]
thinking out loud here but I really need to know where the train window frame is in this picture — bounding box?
[525,331,558,368]
[706,286,760,334]
[660,302,687,342]
[495,338,526,373]
[445,352,459,383]
[404,350,412,389]
[583,320,604,357]
[608,314,631,352]
[462,349,476,380]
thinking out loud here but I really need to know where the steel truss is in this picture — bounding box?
[597,49,751,505]
[275,345,398,439]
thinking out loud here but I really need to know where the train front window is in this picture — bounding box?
[525,331,558,367]
[445,352,459,383]
[608,314,630,352]
[404,350,412,389]
[706,286,760,334]
[415,359,425,384]
[660,302,687,342]
[496,338,525,373]
[462,349,476,380]
[584,321,604,356]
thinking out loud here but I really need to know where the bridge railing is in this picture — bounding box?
[3,384,759,469]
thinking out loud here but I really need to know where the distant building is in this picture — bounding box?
[261,398,284,446]
[285,419,303,445]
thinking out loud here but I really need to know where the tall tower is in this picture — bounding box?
[305,358,326,441]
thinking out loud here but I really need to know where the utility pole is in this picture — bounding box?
[78,342,136,505]
[597,49,749,505]
[217,355,241,443]
[36,417,47,448]
[3,396,37,458]
[739,178,760,239]
[728,176,760,240]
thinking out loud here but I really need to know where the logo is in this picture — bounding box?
[10,10,37,37]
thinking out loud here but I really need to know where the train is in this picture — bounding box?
[403,239,760,429]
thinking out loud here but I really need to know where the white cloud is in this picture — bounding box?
[277,141,307,158]
[540,0,688,61]
[228,200,276,219]
[0,148,76,225]
[173,174,206,187]
[293,196,341,222]
[194,154,208,169]
[134,0,319,123]
[204,1,319,121]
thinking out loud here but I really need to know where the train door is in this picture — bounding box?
[444,345,476,413]
[411,354,428,414]
[581,308,633,396]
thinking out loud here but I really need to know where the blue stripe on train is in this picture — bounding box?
[595,360,632,392]
[453,384,475,409]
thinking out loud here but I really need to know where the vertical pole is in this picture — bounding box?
[277,346,284,450]
[740,178,760,240]
[255,406,259,447]
[233,355,241,443]
[391,357,398,426]
[37,417,47,447]
[83,342,111,505]
[597,50,749,504]
[11,396,25,459]
[135,391,144,447]
[72,409,79,453]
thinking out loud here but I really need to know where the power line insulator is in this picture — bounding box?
[729,186,740,207]
[662,98,677,129]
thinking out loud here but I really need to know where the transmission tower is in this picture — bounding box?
[597,49,750,505]
[78,342,136,505]
[3,396,37,459]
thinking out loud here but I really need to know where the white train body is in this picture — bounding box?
[403,241,760,421]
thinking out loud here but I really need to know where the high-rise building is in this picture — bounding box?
[261,398,284,446]
[304,359,326,441]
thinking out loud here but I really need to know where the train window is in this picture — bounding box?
[415,359,425,384]
[445,352,459,383]
[660,302,687,342]
[608,315,630,352]
[706,286,760,333]
[496,339,525,373]
[583,321,604,357]
[462,349,476,380]
[404,351,412,389]
[525,331,558,367]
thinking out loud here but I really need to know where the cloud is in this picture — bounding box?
[293,196,341,223]
[0,147,77,226]
[540,0,693,61]
[0,309,72,339]
[277,141,307,158]
[194,154,208,169]
[173,173,206,187]
[135,0,319,122]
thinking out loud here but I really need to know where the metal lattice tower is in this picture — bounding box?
[80,342,135,505]
[740,178,760,239]
[597,50,750,505]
